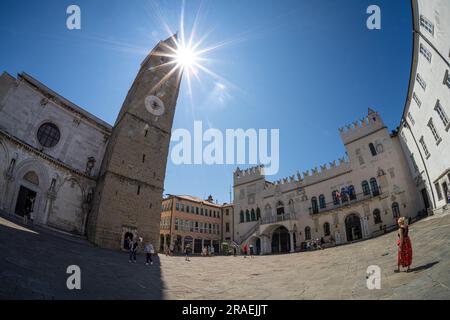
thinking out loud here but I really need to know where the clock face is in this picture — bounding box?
[144,95,165,116]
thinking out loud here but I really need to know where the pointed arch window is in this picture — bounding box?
[332,190,340,205]
[276,201,285,215]
[341,188,348,203]
[288,199,295,214]
[323,222,331,236]
[392,202,400,219]
[362,181,370,196]
[319,195,326,209]
[311,197,319,214]
[245,210,250,222]
[373,209,382,224]
[305,227,311,240]
[370,178,380,196]
[240,211,244,223]
[256,207,261,220]
[348,185,356,200]
[251,208,256,221]
[369,143,377,156]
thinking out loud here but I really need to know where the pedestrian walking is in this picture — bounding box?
[210,245,215,256]
[129,239,138,263]
[243,243,248,258]
[169,244,174,256]
[249,244,254,258]
[185,244,192,261]
[144,242,154,265]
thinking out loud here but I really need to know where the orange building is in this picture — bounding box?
[160,195,230,254]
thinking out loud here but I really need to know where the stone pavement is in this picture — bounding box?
[1,211,449,299]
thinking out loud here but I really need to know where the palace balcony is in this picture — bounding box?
[308,188,383,216]
[260,212,297,225]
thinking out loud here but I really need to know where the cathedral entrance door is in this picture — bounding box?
[15,186,36,217]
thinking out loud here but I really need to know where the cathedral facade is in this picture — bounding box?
[0,35,181,250]
[233,110,424,254]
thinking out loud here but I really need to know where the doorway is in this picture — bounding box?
[345,214,362,242]
[271,226,290,253]
[421,188,430,210]
[15,185,36,217]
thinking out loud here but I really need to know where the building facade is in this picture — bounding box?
[0,72,111,235]
[160,195,224,254]
[0,35,182,251]
[233,109,424,254]
[398,0,450,215]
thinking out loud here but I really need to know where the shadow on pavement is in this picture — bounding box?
[0,214,164,300]
[410,261,439,273]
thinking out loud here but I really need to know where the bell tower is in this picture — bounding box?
[87,35,182,249]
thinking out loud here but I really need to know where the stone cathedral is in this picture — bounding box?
[0,35,181,250]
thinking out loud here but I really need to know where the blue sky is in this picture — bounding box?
[0,0,413,204]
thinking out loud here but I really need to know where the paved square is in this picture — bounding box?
[0,212,449,299]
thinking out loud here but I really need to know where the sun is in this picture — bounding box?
[175,45,199,72]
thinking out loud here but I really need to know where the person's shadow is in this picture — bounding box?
[408,261,439,273]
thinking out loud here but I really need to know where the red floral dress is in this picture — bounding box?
[397,226,413,267]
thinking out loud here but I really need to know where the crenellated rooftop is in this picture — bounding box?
[339,108,385,145]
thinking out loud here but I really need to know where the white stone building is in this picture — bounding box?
[398,0,450,215]
[233,109,424,254]
[0,72,111,235]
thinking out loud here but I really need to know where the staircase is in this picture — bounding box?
[239,221,260,245]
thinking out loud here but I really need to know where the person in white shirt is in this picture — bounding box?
[144,243,154,265]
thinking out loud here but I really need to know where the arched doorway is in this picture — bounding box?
[345,214,362,242]
[124,232,134,249]
[271,226,290,253]
[256,238,261,255]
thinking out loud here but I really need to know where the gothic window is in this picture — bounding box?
[369,143,377,156]
[319,195,326,209]
[226,223,230,233]
[373,209,382,224]
[245,210,250,222]
[341,188,348,203]
[265,204,272,217]
[305,227,311,241]
[288,199,295,214]
[348,185,356,200]
[323,222,331,236]
[311,197,319,214]
[256,207,261,220]
[392,202,400,219]
[276,201,285,215]
[251,209,256,221]
[176,203,180,211]
[370,178,380,196]
[186,206,190,213]
[240,211,244,223]
[37,122,61,148]
[332,190,340,205]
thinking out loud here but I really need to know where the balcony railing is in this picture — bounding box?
[260,212,297,225]
[309,188,382,215]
